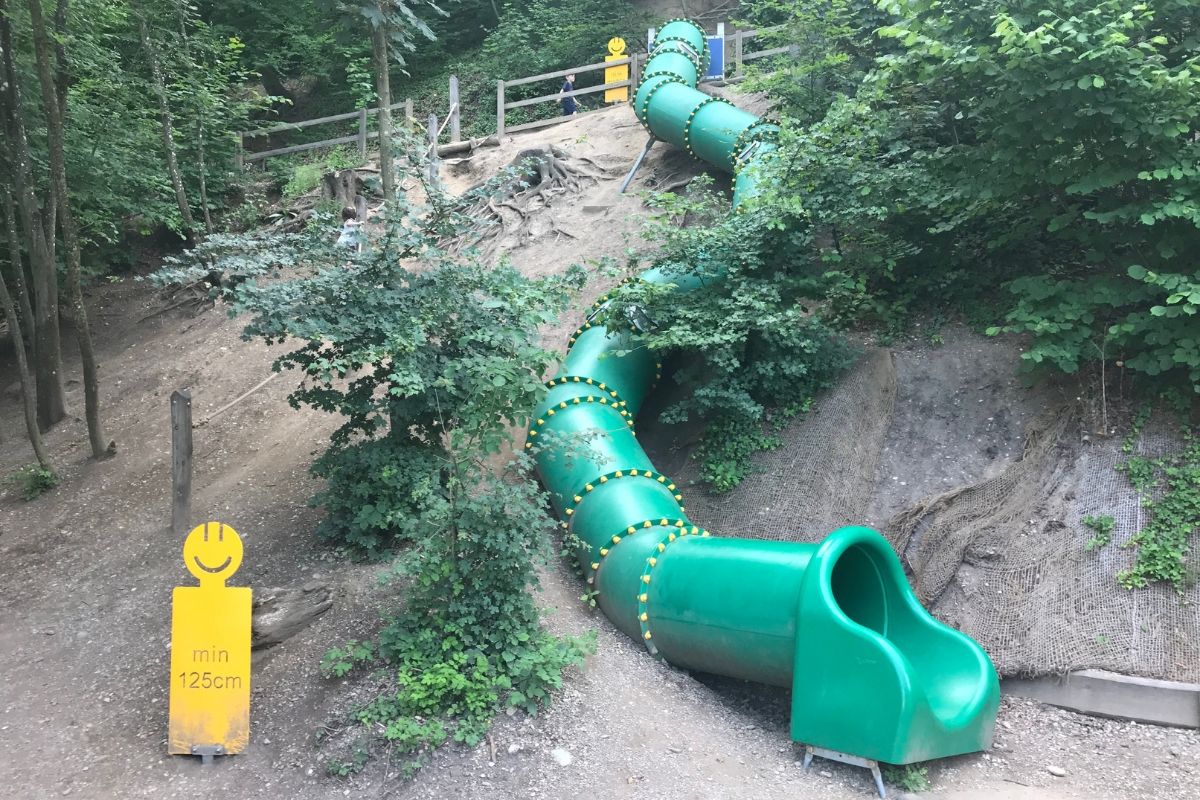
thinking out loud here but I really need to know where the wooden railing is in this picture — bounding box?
[239,99,416,166]
[494,26,791,136]
[235,26,795,164]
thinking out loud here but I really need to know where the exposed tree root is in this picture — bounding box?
[453,145,623,256]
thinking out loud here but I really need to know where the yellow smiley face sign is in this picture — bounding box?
[182,521,244,586]
[605,36,630,103]
[169,522,252,760]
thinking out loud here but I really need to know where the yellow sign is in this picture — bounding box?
[168,522,252,759]
[605,36,629,104]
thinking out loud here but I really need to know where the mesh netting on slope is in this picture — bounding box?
[672,348,897,543]
[895,411,1199,681]
[671,345,1199,682]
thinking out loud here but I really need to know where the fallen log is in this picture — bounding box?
[437,135,499,157]
[251,581,333,649]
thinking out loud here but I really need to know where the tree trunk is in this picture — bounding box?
[2,183,36,351]
[0,263,52,468]
[137,13,196,244]
[0,0,66,430]
[372,16,395,204]
[29,0,111,459]
[257,64,294,105]
[194,113,213,233]
[174,1,212,234]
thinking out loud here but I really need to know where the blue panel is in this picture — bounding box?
[704,36,725,81]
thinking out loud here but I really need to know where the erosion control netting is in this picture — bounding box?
[671,348,897,542]
[669,345,1199,682]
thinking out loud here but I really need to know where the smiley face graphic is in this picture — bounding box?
[183,522,244,586]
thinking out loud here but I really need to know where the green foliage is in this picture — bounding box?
[320,640,375,678]
[884,762,931,792]
[6,464,59,501]
[740,0,1200,397]
[605,180,855,491]
[325,744,369,776]
[278,146,367,201]
[694,416,784,493]
[153,135,592,773]
[739,0,891,125]
[310,439,444,558]
[1114,430,1200,591]
[282,163,325,200]
[1083,515,1115,551]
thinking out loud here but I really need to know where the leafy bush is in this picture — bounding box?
[606,180,856,491]
[153,135,592,773]
[6,465,59,501]
[310,439,446,559]
[743,0,1200,398]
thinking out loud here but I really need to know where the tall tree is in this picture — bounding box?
[28,0,111,458]
[136,7,197,243]
[348,0,441,203]
[370,8,396,203]
[173,0,213,232]
[0,251,51,469]
[1,181,36,352]
[0,0,67,430]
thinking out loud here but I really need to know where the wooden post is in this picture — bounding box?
[357,108,368,163]
[404,97,414,127]
[233,132,244,172]
[630,53,641,96]
[448,75,461,142]
[734,29,744,76]
[170,389,193,539]
[496,80,505,136]
[426,113,440,190]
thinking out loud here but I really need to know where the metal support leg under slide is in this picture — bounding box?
[619,135,656,193]
[802,745,887,798]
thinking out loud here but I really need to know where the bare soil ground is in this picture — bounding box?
[2,104,1197,800]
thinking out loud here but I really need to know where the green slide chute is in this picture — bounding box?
[528,19,999,766]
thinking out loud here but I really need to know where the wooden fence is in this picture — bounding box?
[494,26,790,136]
[239,97,424,166]
[236,26,794,164]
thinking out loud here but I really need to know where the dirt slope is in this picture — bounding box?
[1,102,1197,800]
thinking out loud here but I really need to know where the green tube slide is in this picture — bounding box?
[527,19,999,766]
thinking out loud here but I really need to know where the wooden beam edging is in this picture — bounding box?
[1003,669,1200,729]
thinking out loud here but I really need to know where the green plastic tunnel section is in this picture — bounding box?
[527,19,999,766]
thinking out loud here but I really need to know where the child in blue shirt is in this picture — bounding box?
[560,74,577,116]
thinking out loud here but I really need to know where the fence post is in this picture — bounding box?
[357,108,368,162]
[449,75,461,142]
[170,389,192,539]
[496,80,505,136]
[405,97,414,127]
[427,113,440,190]
[233,133,244,172]
[630,53,641,95]
[734,29,744,76]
